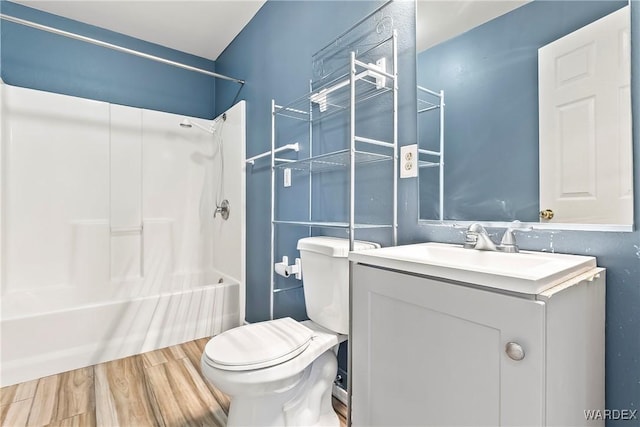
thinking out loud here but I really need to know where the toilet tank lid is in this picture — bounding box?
[297,236,380,258]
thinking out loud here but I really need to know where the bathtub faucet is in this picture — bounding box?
[214,199,230,220]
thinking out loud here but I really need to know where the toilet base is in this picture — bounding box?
[226,350,339,427]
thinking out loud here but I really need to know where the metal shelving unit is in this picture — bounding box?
[247,4,397,424]
[285,32,397,427]
[267,32,398,278]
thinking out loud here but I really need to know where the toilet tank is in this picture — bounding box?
[297,237,379,335]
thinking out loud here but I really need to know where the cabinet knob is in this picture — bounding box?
[505,342,525,361]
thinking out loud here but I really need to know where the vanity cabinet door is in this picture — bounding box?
[351,264,546,427]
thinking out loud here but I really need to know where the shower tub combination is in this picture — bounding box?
[1,278,239,386]
[0,82,246,386]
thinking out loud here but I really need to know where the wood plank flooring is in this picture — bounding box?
[0,338,347,427]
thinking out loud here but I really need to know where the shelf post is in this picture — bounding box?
[347,49,357,427]
[270,99,276,320]
[392,29,398,246]
[439,90,445,221]
[308,80,314,234]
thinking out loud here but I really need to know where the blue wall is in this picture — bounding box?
[0,0,217,118]
[417,0,627,222]
[215,0,416,324]
[215,0,415,388]
[1,0,638,421]
[413,3,640,421]
[219,0,639,421]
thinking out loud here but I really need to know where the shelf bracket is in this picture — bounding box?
[246,142,300,165]
[310,57,387,112]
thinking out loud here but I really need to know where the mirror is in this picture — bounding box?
[416,0,633,231]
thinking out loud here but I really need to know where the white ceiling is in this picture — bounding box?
[11,1,530,61]
[11,0,267,61]
[417,0,530,52]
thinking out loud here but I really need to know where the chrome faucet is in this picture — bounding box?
[464,223,497,251]
[500,221,534,253]
[464,222,532,253]
[214,199,230,220]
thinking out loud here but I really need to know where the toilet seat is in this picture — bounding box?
[203,317,314,371]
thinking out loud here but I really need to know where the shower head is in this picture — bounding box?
[179,118,215,134]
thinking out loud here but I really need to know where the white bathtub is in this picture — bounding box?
[0,279,239,387]
[0,86,247,387]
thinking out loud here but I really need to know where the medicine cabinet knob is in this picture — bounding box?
[505,342,525,361]
[539,209,554,220]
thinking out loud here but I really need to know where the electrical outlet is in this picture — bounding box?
[283,168,292,187]
[400,144,418,178]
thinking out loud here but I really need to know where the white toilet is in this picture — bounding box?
[201,236,379,427]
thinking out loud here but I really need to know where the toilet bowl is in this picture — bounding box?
[202,318,346,426]
[200,237,379,427]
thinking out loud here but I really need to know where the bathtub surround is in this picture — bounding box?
[1,0,638,421]
[0,83,246,386]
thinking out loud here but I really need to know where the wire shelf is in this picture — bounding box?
[274,62,394,122]
[274,148,391,173]
[273,220,393,229]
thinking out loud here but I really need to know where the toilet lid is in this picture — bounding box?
[203,317,314,371]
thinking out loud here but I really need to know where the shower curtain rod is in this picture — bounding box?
[0,13,245,85]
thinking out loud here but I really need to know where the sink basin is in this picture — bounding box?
[348,242,597,294]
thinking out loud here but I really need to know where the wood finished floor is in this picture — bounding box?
[0,338,347,427]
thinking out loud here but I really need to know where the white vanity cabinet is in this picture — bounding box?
[350,254,605,427]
